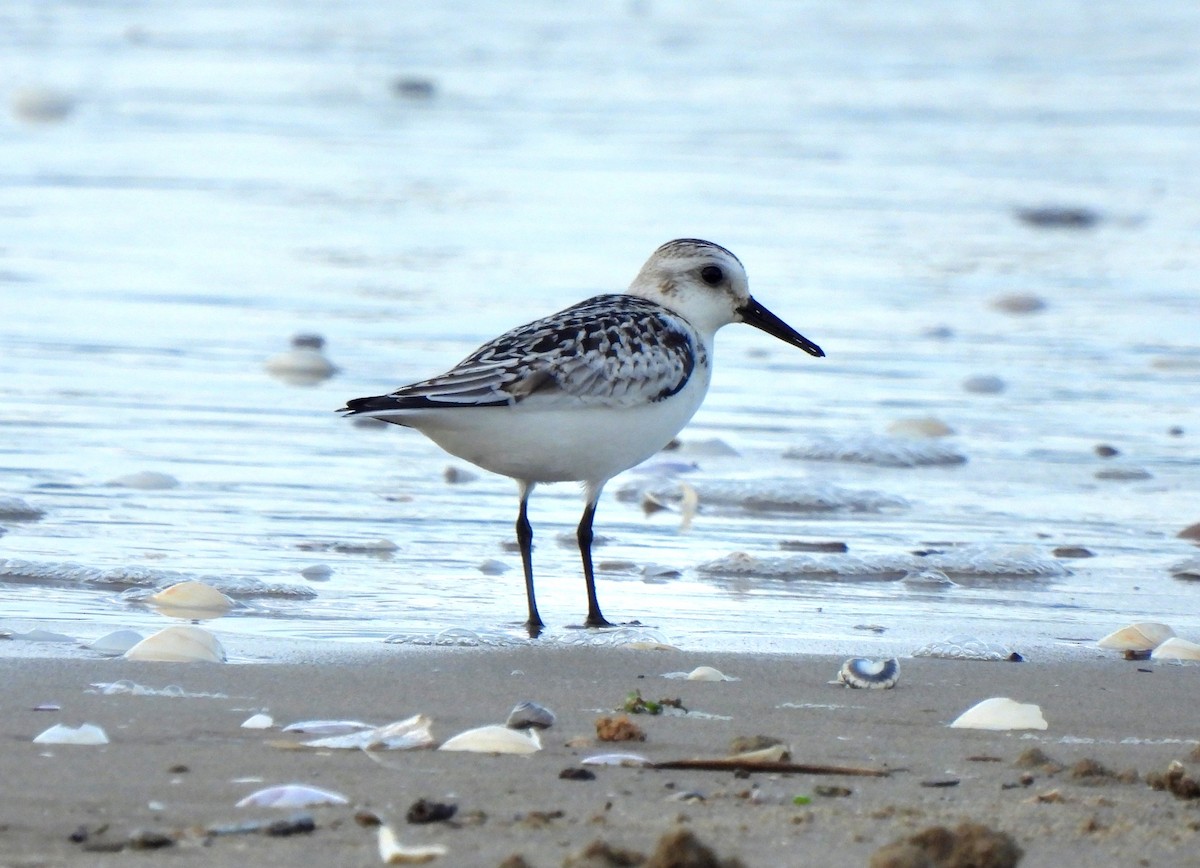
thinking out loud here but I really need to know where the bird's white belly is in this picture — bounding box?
[412,376,709,484]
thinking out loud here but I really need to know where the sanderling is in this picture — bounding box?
[340,238,824,635]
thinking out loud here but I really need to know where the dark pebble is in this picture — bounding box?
[264,813,316,837]
[1052,546,1094,558]
[1093,444,1119,458]
[559,767,596,781]
[1015,205,1101,229]
[406,798,458,824]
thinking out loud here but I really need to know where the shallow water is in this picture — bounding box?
[2,1,1199,659]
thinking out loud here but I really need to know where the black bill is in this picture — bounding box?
[738,296,825,358]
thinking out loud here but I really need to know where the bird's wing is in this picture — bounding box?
[343,295,700,414]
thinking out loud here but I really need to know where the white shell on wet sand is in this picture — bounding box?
[580,752,653,767]
[837,658,900,689]
[236,783,349,809]
[1097,622,1175,652]
[107,470,180,490]
[87,629,145,656]
[147,581,234,619]
[124,625,227,663]
[949,697,1047,731]
[305,715,435,751]
[662,665,736,681]
[438,725,541,755]
[378,825,447,864]
[1150,637,1200,662]
[241,713,274,730]
[33,723,109,745]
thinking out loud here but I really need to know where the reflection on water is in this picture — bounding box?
[2,0,1199,658]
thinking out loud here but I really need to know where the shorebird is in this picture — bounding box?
[340,239,824,635]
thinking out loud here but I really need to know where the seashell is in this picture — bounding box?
[33,723,109,745]
[12,628,75,643]
[283,719,375,735]
[124,625,226,663]
[837,658,900,689]
[236,783,349,809]
[1097,622,1175,652]
[580,753,653,767]
[506,701,556,730]
[729,744,790,763]
[901,568,955,586]
[304,715,434,751]
[1150,637,1200,662]
[87,629,144,656]
[107,471,180,490]
[687,665,733,682]
[1170,557,1200,580]
[378,825,447,864]
[949,697,1047,731]
[147,581,233,620]
[438,724,540,755]
[477,558,509,575]
[241,713,274,729]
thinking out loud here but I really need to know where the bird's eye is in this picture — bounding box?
[700,265,724,286]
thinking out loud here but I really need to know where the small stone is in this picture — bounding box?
[1093,444,1119,458]
[1014,205,1100,229]
[991,293,1047,314]
[1052,546,1094,558]
[127,829,174,850]
[406,798,457,824]
[559,768,597,781]
[963,375,1006,394]
[1177,522,1200,541]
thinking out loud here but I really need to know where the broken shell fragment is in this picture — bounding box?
[685,665,735,682]
[378,825,447,864]
[124,625,226,663]
[1097,622,1175,652]
[241,713,274,730]
[438,724,541,755]
[33,723,109,745]
[837,658,900,689]
[87,629,144,656]
[1150,637,1200,662]
[236,784,349,809]
[506,701,556,730]
[147,581,234,620]
[580,753,653,767]
[949,697,1047,731]
[304,715,434,751]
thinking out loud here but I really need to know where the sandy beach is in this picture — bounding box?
[2,642,1197,867]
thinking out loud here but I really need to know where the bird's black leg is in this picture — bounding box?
[516,482,543,637]
[578,492,614,628]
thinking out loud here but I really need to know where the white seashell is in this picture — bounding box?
[124,625,226,663]
[87,630,144,656]
[283,719,375,735]
[949,697,1047,731]
[580,753,652,767]
[236,783,349,809]
[506,701,556,730]
[241,713,274,729]
[1150,637,1200,662]
[306,715,434,751]
[837,658,900,689]
[147,581,234,620]
[438,725,541,755]
[107,471,180,490]
[685,665,735,682]
[378,825,447,864]
[33,723,109,745]
[1097,622,1175,652]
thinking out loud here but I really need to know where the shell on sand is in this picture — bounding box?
[1097,622,1175,652]
[686,665,735,682]
[87,629,144,656]
[580,752,653,767]
[378,825,447,864]
[32,723,109,745]
[949,697,1047,731]
[148,581,234,620]
[124,625,227,663]
[304,715,434,751]
[837,658,900,689]
[506,701,556,730]
[236,783,348,809]
[1150,637,1200,662]
[438,724,541,755]
[241,713,274,730]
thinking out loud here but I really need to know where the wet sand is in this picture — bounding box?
[2,642,1198,867]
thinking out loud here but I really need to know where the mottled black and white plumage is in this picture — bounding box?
[340,238,824,635]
